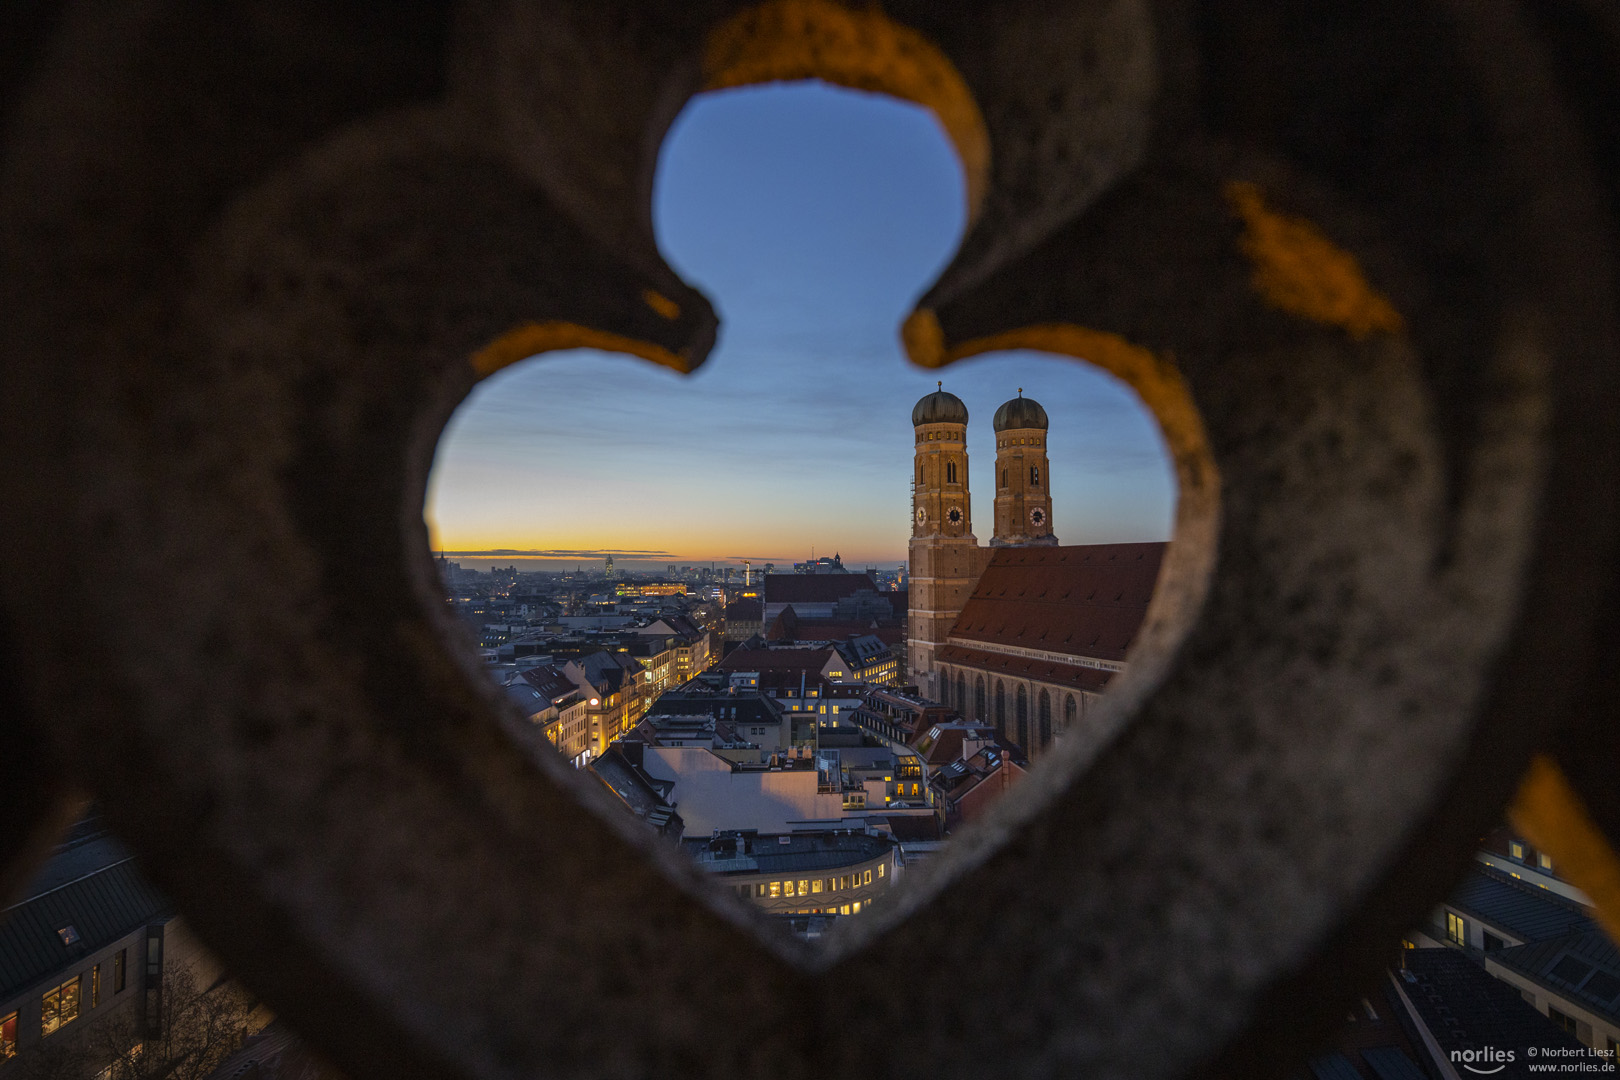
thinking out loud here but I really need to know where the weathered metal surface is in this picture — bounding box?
[1,3,1616,1079]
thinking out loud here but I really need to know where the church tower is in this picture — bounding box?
[908,384,982,700]
[992,391,1058,546]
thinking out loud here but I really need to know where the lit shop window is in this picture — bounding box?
[41,975,81,1035]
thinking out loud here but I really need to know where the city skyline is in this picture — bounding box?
[425,81,1177,572]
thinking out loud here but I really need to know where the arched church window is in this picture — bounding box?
[1065,694,1078,729]
[1039,689,1052,748]
[956,672,966,715]
[1016,685,1029,749]
[1001,468,1007,488]
[994,681,1006,737]
[1030,465,1040,487]
[974,677,985,721]
[947,462,956,484]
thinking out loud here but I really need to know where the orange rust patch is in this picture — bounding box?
[1224,180,1405,340]
[1510,754,1620,945]
[703,0,989,225]
[471,322,693,378]
[642,289,681,320]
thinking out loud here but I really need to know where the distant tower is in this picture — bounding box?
[604,554,615,578]
[992,390,1058,546]
[908,383,981,699]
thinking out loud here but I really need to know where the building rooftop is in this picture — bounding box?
[1491,930,1620,1023]
[1,840,170,1000]
[681,831,894,876]
[719,647,834,673]
[1447,865,1598,943]
[763,574,879,605]
[1395,949,1586,1077]
[947,543,1166,664]
[935,643,1115,694]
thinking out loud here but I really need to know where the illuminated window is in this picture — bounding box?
[839,905,850,915]
[811,879,823,894]
[1446,912,1466,946]
[113,949,125,993]
[769,882,781,898]
[91,963,100,1008]
[863,869,872,886]
[852,901,862,914]
[797,880,809,897]
[877,864,885,879]
[755,883,766,898]
[41,976,80,1036]
[1,1012,15,1060]
[838,876,847,891]
[1509,840,1524,860]
[1537,852,1553,872]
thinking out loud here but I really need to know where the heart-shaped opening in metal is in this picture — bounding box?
[418,67,1215,955]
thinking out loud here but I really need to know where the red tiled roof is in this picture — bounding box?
[947,542,1165,663]
[764,605,799,641]
[763,574,878,604]
[935,644,1115,694]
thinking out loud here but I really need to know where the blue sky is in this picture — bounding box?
[424,82,1175,571]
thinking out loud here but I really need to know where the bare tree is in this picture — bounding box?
[83,959,254,1080]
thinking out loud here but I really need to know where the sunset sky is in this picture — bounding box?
[424,82,1176,572]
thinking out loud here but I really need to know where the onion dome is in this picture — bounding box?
[993,390,1048,432]
[911,382,969,426]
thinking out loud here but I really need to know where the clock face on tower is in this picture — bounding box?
[1030,507,1047,528]
[916,507,928,525]
[947,506,963,525]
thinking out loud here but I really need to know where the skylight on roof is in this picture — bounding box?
[57,925,80,946]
